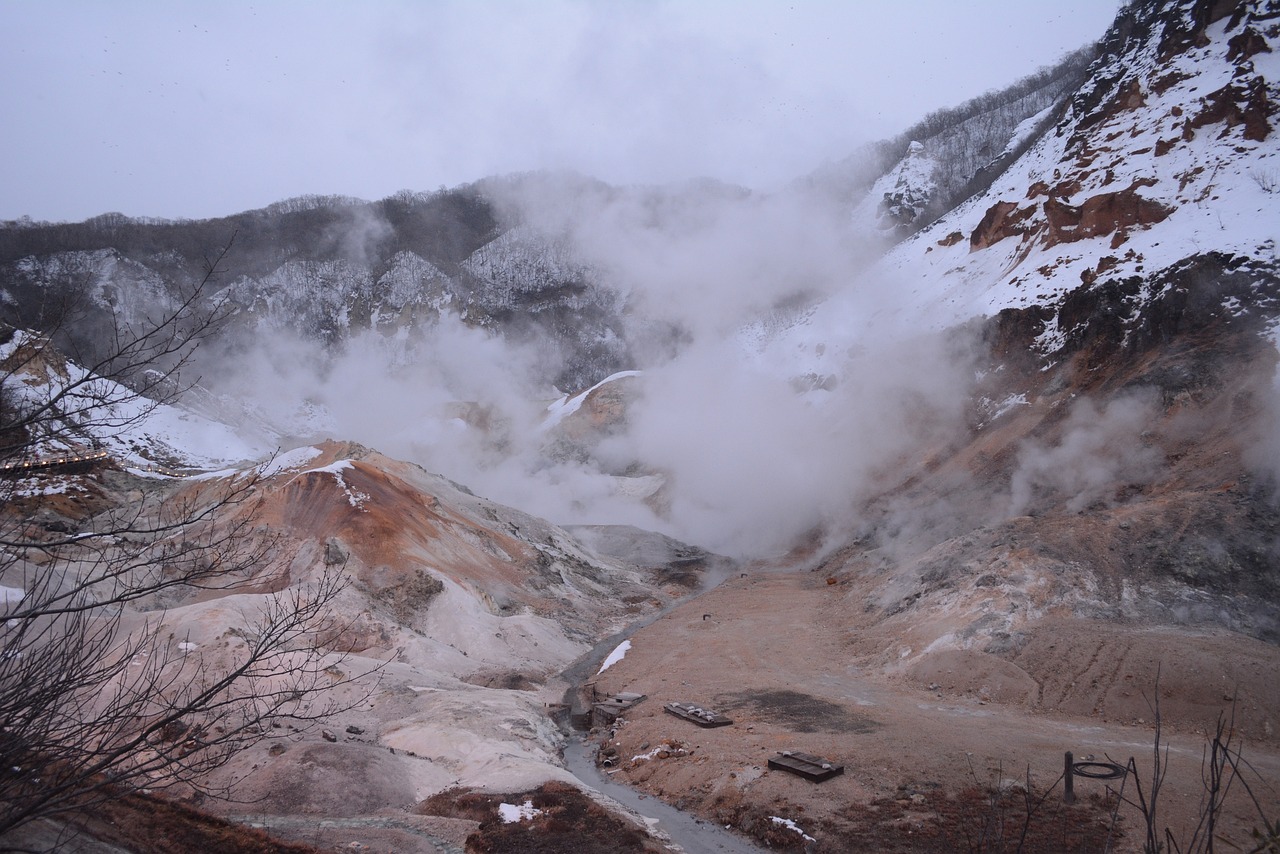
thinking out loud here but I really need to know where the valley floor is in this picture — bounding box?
[588,569,1280,852]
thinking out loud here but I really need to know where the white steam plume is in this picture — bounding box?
[1007,392,1162,517]
[205,178,979,558]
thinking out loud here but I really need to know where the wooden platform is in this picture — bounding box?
[663,702,733,728]
[767,750,844,782]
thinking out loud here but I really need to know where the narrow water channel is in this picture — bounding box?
[552,563,766,854]
[561,735,765,854]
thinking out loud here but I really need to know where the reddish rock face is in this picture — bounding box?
[969,200,1037,251]
[1189,77,1274,141]
[1043,184,1174,248]
[1116,78,1147,111]
[970,182,1173,254]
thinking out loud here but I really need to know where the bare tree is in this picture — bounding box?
[0,237,373,844]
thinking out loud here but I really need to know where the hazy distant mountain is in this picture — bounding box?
[0,42,1102,399]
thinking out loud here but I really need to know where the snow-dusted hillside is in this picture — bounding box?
[808,44,1097,233]
[775,0,1279,379]
[0,189,636,394]
[897,4,1278,325]
[0,328,266,472]
[6,2,1280,851]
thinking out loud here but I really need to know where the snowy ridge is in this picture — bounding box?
[0,329,268,471]
[234,259,371,336]
[375,251,454,317]
[461,224,600,300]
[996,104,1059,163]
[768,1,1279,380]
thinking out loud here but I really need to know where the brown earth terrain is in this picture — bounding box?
[588,569,1280,852]
[10,793,324,854]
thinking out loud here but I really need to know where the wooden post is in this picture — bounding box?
[1064,751,1075,804]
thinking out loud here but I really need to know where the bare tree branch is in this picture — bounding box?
[0,234,380,842]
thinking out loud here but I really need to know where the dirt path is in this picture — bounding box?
[589,570,1280,852]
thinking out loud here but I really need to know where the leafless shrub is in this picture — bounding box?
[1104,670,1277,854]
[0,237,377,841]
[1250,169,1279,195]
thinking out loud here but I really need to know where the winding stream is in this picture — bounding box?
[553,572,766,854]
[562,735,765,854]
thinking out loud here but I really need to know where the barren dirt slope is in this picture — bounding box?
[591,568,1280,852]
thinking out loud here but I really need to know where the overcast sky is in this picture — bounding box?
[1,1,1119,224]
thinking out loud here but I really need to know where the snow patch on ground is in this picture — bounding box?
[498,800,541,823]
[991,393,1030,421]
[597,639,631,674]
[1,335,269,472]
[5,476,82,497]
[541,371,641,431]
[258,446,324,478]
[770,816,816,842]
[307,460,369,508]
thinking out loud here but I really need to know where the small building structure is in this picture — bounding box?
[591,691,646,725]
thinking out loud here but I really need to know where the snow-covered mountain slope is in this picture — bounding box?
[762,0,1280,650]
[900,4,1277,325]
[807,43,1097,236]
[0,327,266,471]
[0,189,635,394]
[777,0,1279,377]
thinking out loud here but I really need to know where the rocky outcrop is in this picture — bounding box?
[969,200,1037,251]
[1188,76,1274,141]
[554,374,640,442]
[1042,183,1174,248]
[877,141,937,231]
[969,183,1173,252]
[1227,24,1272,61]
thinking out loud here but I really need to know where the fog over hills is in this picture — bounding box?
[2,0,1280,851]
[0,38,1124,559]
